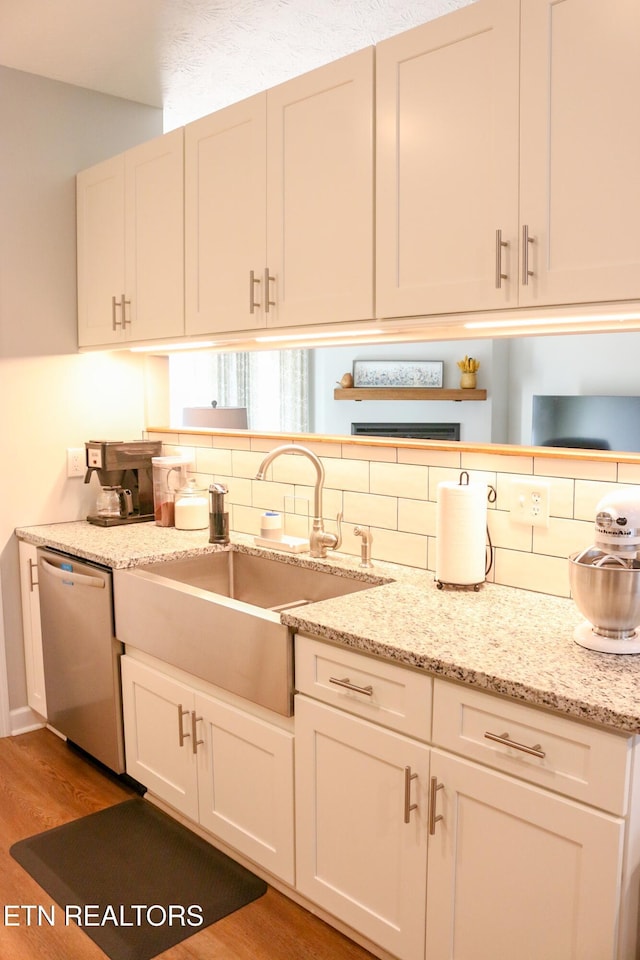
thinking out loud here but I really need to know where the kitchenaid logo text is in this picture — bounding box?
[3,904,204,927]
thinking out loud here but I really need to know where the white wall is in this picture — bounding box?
[507,331,640,445]
[0,65,161,717]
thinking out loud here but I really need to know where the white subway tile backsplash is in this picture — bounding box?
[342,442,397,463]
[371,527,428,568]
[494,549,571,597]
[487,510,533,552]
[370,461,428,499]
[532,516,594,560]
[232,449,267,479]
[462,451,534,474]
[195,446,233,476]
[534,456,617,482]
[574,480,625,521]
[344,491,398,530]
[251,479,295,512]
[159,436,638,599]
[618,462,640,484]
[398,446,460,468]
[322,456,369,493]
[398,498,434,536]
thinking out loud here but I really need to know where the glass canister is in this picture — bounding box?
[152,456,190,527]
[174,479,209,530]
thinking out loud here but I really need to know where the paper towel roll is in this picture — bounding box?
[436,480,487,586]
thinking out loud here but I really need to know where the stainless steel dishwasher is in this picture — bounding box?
[37,548,125,773]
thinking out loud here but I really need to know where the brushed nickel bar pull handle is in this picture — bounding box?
[404,766,418,823]
[177,704,190,747]
[484,730,546,759]
[28,557,38,591]
[249,270,261,314]
[121,293,132,328]
[191,712,204,754]
[329,676,373,696]
[522,224,535,285]
[495,228,508,288]
[429,776,444,835]
[264,267,275,313]
[112,295,122,330]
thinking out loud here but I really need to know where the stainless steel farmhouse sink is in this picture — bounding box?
[113,550,385,716]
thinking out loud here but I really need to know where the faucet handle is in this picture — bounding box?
[333,511,343,551]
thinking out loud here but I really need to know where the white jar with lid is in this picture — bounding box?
[174,479,209,530]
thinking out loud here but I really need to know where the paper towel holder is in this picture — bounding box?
[434,472,496,592]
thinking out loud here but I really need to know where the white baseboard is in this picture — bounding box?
[10,705,46,736]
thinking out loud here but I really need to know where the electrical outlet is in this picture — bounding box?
[510,479,550,527]
[66,447,85,478]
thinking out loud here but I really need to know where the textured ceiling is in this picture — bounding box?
[0,0,474,128]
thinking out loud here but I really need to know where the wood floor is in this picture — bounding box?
[0,728,377,960]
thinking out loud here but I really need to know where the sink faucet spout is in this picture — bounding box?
[255,444,341,558]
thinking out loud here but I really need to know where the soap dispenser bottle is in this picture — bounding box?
[209,482,229,544]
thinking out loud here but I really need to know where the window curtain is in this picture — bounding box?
[169,349,309,432]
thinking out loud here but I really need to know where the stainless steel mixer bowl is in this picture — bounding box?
[569,549,640,639]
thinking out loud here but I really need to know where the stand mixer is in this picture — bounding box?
[569,487,640,653]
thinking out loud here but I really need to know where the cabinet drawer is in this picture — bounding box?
[432,679,631,815]
[295,634,431,740]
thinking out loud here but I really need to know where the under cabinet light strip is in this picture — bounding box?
[465,312,640,330]
[255,329,384,343]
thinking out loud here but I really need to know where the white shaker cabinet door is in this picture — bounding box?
[519,0,640,307]
[295,694,429,960]
[185,93,267,335]
[376,0,520,319]
[195,692,295,884]
[77,153,125,346]
[18,541,47,719]
[124,128,185,342]
[426,749,624,960]
[266,47,375,328]
[121,656,199,821]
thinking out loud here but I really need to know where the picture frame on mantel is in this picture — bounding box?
[352,359,444,388]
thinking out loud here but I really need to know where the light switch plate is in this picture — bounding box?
[509,479,550,527]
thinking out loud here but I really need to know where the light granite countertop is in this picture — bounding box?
[15,520,640,735]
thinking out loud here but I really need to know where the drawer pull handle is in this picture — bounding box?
[329,676,373,696]
[177,704,190,747]
[429,776,444,835]
[484,730,546,759]
[404,766,418,823]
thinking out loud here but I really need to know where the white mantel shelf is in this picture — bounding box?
[333,387,487,401]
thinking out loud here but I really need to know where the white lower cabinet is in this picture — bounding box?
[425,749,624,960]
[121,654,295,883]
[18,540,47,718]
[295,694,429,960]
[294,635,634,960]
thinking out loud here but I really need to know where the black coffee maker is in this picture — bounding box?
[85,440,162,526]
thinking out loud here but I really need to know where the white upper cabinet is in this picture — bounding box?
[519,0,640,306]
[77,128,184,347]
[185,47,374,335]
[377,0,640,319]
[185,94,267,335]
[376,0,520,319]
[266,47,374,328]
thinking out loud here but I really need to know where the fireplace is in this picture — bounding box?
[351,422,460,440]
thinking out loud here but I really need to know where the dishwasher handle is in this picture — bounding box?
[39,557,106,589]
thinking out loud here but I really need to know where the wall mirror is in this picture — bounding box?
[166,328,640,455]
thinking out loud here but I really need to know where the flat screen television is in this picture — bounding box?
[532,395,640,452]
